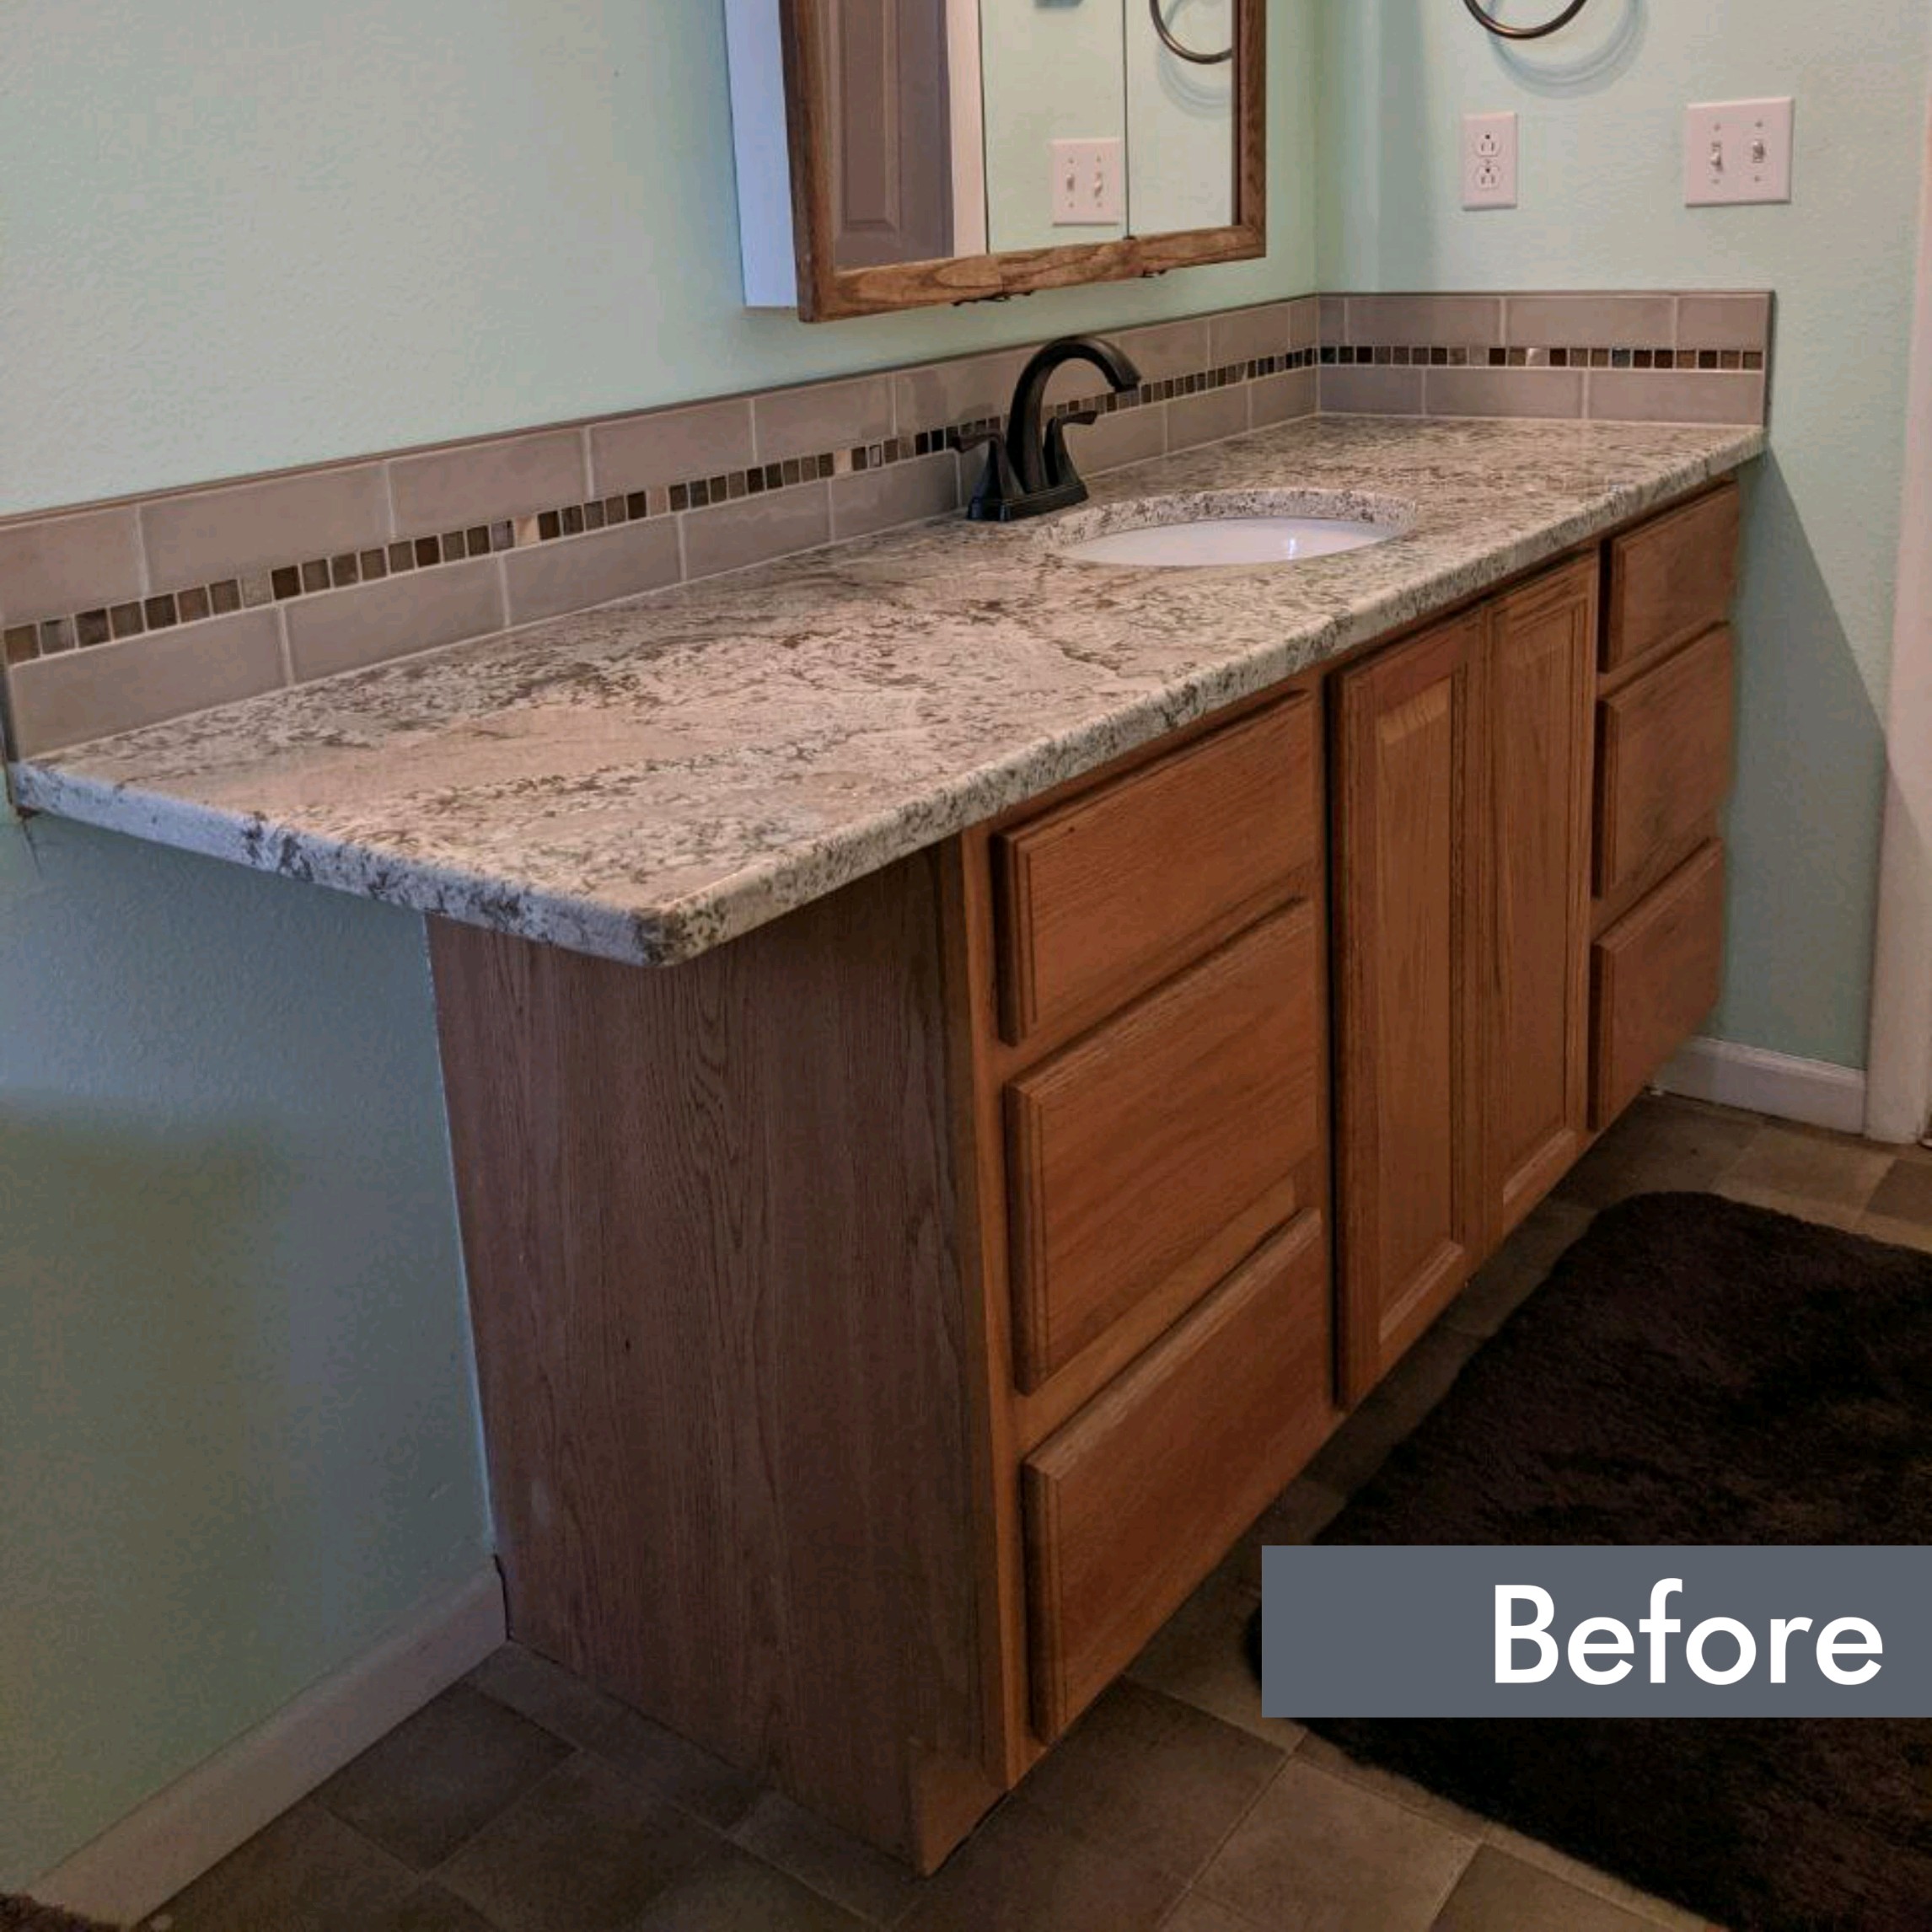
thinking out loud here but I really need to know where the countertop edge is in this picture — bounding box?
[8,424,1767,968]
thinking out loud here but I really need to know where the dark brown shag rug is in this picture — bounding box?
[1302,1192,1932,1932]
[0,1899,115,1932]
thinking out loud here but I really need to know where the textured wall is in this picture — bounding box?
[1319,0,1932,1069]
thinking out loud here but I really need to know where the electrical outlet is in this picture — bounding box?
[1462,112,1518,211]
[1051,138,1124,227]
[1685,98,1795,207]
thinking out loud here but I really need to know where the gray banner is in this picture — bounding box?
[1261,1547,1932,1717]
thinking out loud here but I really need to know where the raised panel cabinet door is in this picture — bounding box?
[1334,610,1484,1404]
[1483,560,1598,1242]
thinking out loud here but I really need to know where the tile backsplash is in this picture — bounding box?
[1318,290,1772,425]
[0,289,1770,760]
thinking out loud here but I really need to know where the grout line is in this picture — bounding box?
[273,605,293,685]
[380,462,399,543]
[578,423,597,501]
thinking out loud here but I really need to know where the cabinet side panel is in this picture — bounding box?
[428,854,990,1864]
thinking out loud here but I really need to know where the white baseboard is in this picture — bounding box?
[31,1564,505,1927]
[1653,1035,1869,1135]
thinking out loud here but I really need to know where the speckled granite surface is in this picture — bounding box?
[10,416,1763,966]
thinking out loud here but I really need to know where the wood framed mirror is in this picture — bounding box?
[754,0,1266,321]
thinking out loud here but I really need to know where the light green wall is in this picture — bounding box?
[0,0,1319,1886]
[1320,2,1932,1069]
[0,0,1318,518]
[1128,0,1237,234]
[982,0,1129,253]
[0,816,490,1887]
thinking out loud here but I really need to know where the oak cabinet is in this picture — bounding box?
[1333,609,1486,1403]
[428,478,1744,1879]
[1482,559,1600,1242]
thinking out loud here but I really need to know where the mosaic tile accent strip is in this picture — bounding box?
[1319,344,1765,371]
[0,347,1318,670]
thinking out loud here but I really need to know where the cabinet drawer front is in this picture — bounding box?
[992,696,1317,1044]
[1605,482,1740,675]
[1591,841,1726,1128]
[1023,1212,1334,1740]
[1595,625,1735,900]
[1006,904,1320,1392]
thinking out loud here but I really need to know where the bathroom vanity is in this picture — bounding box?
[9,416,1753,1873]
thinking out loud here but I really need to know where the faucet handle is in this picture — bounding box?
[958,429,1022,520]
[1043,411,1101,491]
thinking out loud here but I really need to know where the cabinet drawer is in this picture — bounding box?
[992,696,1317,1044]
[1605,482,1740,676]
[1595,625,1735,901]
[1591,841,1726,1128]
[1022,1212,1334,1740]
[1006,904,1320,1392]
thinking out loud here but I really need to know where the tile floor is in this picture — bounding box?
[145,1097,1932,1932]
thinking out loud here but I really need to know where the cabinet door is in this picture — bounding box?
[1334,611,1484,1403]
[1483,561,1598,1242]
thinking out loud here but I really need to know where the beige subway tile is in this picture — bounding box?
[1071,402,1169,474]
[1167,384,1251,452]
[1249,368,1318,428]
[0,507,145,625]
[754,377,894,464]
[1587,369,1767,425]
[389,431,588,534]
[502,518,682,625]
[588,399,757,496]
[1209,302,1304,368]
[1118,317,1213,381]
[285,558,502,682]
[1288,296,1321,352]
[682,485,831,582]
[1319,364,1425,415]
[1318,295,1348,345]
[892,350,1029,437]
[7,609,284,756]
[829,452,961,541]
[1505,293,1676,348]
[1676,292,1774,352]
[1426,366,1585,419]
[142,466,390,592]
[1344,294,1504,346]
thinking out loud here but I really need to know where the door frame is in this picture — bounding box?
[1867,88,1932,1144]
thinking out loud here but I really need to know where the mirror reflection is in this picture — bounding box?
[821,0,1240,271]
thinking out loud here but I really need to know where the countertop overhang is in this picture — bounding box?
[8,415,1765,967]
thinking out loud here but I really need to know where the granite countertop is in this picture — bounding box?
[9,415,1763,967]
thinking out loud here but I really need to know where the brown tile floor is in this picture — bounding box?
[146,1097,1932,1932]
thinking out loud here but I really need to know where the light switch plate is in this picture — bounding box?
[1051,138,1124,226]
[1462,112,1518,211]
[1685,98,1794,206]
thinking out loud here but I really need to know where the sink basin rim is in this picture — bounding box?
[1043,488,1416,569]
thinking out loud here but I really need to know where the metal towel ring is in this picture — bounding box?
[1462,0,1593,39]
[1149,0,1233,66]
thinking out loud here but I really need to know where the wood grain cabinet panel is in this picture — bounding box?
[1605,482,1739,676]
[1022,1211,1335,1740]
[1333,612,1484,1403]
[1005,904,1320,1392]
[1596,625,1736,901]
[1483,560,1598,1241]
[991,696,1318,1045]
[1591,840,1727,1127]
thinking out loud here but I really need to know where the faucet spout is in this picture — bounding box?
[965,335,1143,523]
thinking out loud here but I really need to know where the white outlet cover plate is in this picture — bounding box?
[1462,112,1517,211]
[1051,138,1124,226]
[1685,98,1794,207]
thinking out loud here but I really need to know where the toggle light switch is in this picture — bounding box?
[1685,99,1795,207]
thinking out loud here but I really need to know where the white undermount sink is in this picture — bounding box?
[1048,490,1414,569]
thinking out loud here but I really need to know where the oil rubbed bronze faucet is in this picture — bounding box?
[962,335,1143,523]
